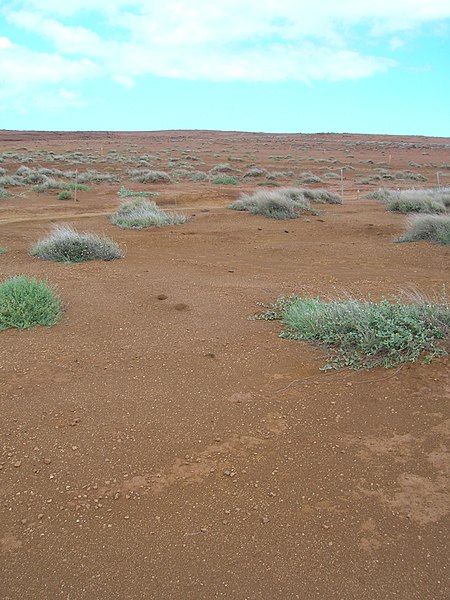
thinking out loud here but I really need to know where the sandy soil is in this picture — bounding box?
[0,130,449,600]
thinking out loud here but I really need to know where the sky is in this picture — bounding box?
[0,0,449,136]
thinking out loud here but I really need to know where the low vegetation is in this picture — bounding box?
[0,276,62,331]
[230,187,341,219]
[397,214,450,246]
[369,188,449,214]
[254,293,450,370]
[58,190,72,201]
[30,225,124,263]
[118,186,158,198]
[211,176,239,185]
[111,198,189,229]
[128,169,172,183]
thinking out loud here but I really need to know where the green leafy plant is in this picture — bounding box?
[0,276,62,330]
[211,176,239,185]
[58,190,72,201]
[111,198,189,229]
[67,183,90,191]
[0,247,7,255]
[30,225,124,263]
[253,293,450,370]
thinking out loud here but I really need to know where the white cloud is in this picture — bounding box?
[0,0,448,109]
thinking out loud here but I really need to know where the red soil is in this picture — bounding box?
[0,131,449,600]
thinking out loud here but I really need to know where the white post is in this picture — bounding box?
[436,172,440,188]
[74,170,78,202]
[340,167,344,198]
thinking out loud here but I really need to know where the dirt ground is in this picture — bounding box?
[0,130,449,600]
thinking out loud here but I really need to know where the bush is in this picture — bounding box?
[128,170,172,183]
[0,187,12,198]
[212,176,239,185]
[0,276,62,331]
[67,183,90,191]
[230,189,317,220]
[300,188,342,204]
[34,178,68,192]
[0,247,7,255]
[118,186,158,198]
[243,168,267,178]
[370,188,449,213]
[397,214,450,245]
[58,190,72,201]
[300,172,323,184]
[111,199,189,229]
[254,293,450,369]
[30,225,124,263]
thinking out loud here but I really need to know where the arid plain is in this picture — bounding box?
[1,130,449,599]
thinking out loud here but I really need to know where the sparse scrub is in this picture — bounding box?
[128,170,172,184]
[380,189,447,214]
[300,172,323,184]
[0,276,62,331]
[254,293,450,369]
[118,186,158,198]
[31,225,124,263]
[397,214,450,245]
[301,189,342,204]
[0,187,12,198]
[243,168,267,178]
[210,163,234,174]
[230,189,317,220]
[77,170,118,184]
[34,178,69,192]
[111,199,189,229]
[58,191,72,201]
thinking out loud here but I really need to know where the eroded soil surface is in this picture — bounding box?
[1,131,449,599]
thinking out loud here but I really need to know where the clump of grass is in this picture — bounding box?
[230,189,317,220]
[111,199,189,229]
[0,247,7,255]
[300,172,323,184]
[0,187,12,198]
[211,176,239,185]
[34,178,68,192]
[67,183,90,191]
[254,293,450,370]
[382,190,446,214]
[210,163,234,174]
[118,186,158,198]
[30,225,124,263]
[243,168,267,178]
[0,276,62,331]
[58,190,72,201]
[397,214,450,245]
[301,189,342,204]
[128,170,172,183]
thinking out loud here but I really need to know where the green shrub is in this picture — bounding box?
[230,189,317,220]
[30,225,124,263]
[212,176,239,185]
[111,198,189,229]
[0,276,62,331]
[254,293,450,369]
[0,247,7,255]
[58,190,72,201]
[34,178,68,192]
[67,183,90,191]
[397,214,450,245]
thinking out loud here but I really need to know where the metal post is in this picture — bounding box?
[74,170,78,202]
[340,167,344,198]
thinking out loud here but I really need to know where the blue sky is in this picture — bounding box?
[0,1,449,135]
